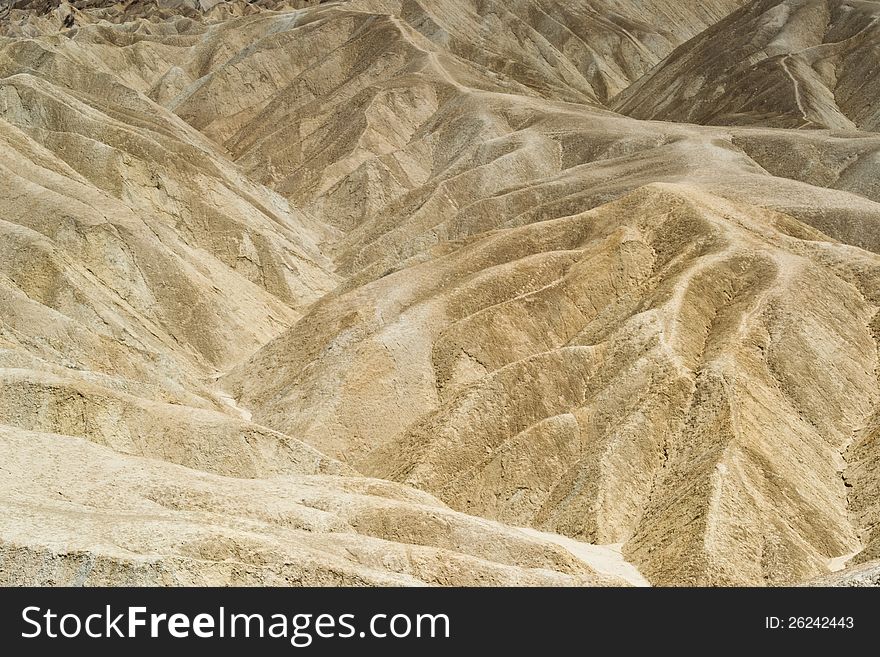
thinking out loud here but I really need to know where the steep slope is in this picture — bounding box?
[228,182,880,585]
[340,0,751,104]
[147,0,750,223]
[614,0,880,131]
[0,24,344,475]
[844,410,880,565]
[211,2,880,585]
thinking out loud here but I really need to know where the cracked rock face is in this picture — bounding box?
[1,0,879,586]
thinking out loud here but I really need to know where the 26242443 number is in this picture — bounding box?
[765,617,854,629]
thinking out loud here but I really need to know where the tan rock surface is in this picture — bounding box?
[615,0,880,131]
[1,425,623,585]
[808,559,880,587]
[2,0,878,586]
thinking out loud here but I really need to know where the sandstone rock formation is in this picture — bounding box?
[1,0,878,586]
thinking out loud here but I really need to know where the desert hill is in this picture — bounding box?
[615,0,880,131]
[1,0,878,585]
